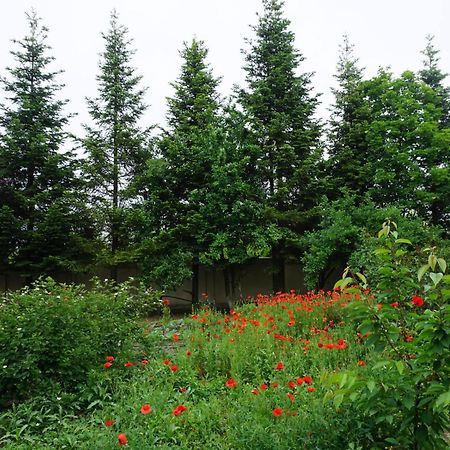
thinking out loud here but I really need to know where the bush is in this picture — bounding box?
[0,277,161,405]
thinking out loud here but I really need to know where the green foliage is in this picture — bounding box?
[240,0,322,290]
[82,10,150,279]
[138,39,222,293]
[0,277,160,405]
[325,222,450,449]
[0,12,96,277]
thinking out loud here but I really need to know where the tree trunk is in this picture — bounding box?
[272,244,285,293]
[223,267,233,312]
[191,262,199,306]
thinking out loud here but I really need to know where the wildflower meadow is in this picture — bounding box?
[0,222,449,449]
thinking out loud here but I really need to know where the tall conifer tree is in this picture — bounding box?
[0,11,95,280]
[139,39,221,302]
[83,10,149,280]
[326,36,371,200]
[240,0,321,291]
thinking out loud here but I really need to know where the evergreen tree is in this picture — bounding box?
[139,39,221,302]
[0,11,95,280]
[240,0,321,291]
[326,35,371,200]
[83,10,149,280]
[418,35,450,229]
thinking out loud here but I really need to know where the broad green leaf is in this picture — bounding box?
[437,258,447,273]
[428,254,437,271]
[333,393,344,409]
[367,380,376,393]
[434,390,450,410]
[418,264,429,282]
[395,360,404,375]
[395,238,412,245]
[429,272,443,286]
[355,272,367,285]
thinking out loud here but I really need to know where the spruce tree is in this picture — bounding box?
[240,0,321,291]
[326,35,371,200]
[83,10,149,280]
[139,39,221,302]
[0,11,95,280]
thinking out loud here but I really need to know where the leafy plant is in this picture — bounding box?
[325,221,450,449]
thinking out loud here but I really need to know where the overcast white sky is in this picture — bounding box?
[1,0,449,137]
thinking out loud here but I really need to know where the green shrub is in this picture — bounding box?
[326,221,450,449]
[0,277,161,405]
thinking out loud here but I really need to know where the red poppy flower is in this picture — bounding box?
[287,393,295,401]
[169,365,178,373]
[103,362,113,368]
[259,383,268,390]
[272,408,283,417]
[172,333,180,342]
[411,295,425,307]
[179,387,187,393]
[186,351,191,356]
[124,361,134,367]
[172,405,187,416]
[390,302,400,308]
[104,419,114,427]
[140,404,152,414]
[306,386,316,392]
[106,356,115,362]
[357,360,366,366]
[271,382,279,388]
[225,378,237,388]
[274,362,284,370]
[288,381,296,390]
[163,359,171,365]
[141,359,149,366]
[404,335,414,342]
[118,433,127,446]
[251,388,260,395]
[302,376,313,384]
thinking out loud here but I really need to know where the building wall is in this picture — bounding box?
[0,260,314,311]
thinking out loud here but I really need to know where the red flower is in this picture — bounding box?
[259,383,268,390]
[118,433,127,446]
[140,404,152,415]
[169,365,178,373]
[179,387,187,393]
[272,408,283,417]
[172,333,180,342]
[163,359,171,365]
[288,381,296,390]
[274,362,284,370]
[225,378,237,388]
[106,356,115,362]
[271,382,279,388]
[302,376,313,384]
[172,405,187,416]
[103,362,113,368]
[124,361,134,367]
[287,393,295,401]
[411,295,425,307]
[306,386,316,392]
[390,302,400,308]
[357,360,366,366]
[186,351,191,356]
[104,419,114,427]
[404,335,414,342]
[251,388,260,395]
[141,359,149,366]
